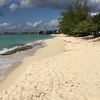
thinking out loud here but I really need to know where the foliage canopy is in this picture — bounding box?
[59,0,100,36]
[59,0,89,35]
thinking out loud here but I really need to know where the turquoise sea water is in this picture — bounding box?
[0,34,53,80]
[0,34,52,50]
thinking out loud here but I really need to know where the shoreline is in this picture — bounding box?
[0,40,43,55]
[0,40,45,83]
[0,35,100,99]
[0,36,66,93]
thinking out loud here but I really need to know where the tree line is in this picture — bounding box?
[59,0,100,37]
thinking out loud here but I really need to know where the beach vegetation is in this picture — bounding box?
[59,0,89,35]
[59,0,100,37]
[73,17,98,33]
[92,13,100,31]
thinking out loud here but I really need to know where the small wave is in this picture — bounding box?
[0,46,20,54]
[0,40,43,55]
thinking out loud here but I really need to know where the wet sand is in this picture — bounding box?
[0,36,66,94]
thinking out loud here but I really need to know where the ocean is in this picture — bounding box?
[0,34,52,51]
[0,34,53,81]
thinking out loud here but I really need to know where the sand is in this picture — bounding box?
[0,36,66,93]
[0,35,100,100]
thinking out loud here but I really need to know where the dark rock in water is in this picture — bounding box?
[16,45,33,51]
[1,45,33,55]
[0,42,42,55]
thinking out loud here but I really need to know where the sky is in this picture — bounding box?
[0,0,99,32]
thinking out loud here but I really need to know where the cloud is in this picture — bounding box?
[32,20,42,27]
[20,0,33,8]
[21,20,44,31]
[88,0,100,12]
[0,0,100,14]
[0,19,58,32]
[90,12,99,16]
[0,0,100,13]
[0,23,16,30]
[0,0,7,6]
[22,19,58,31]
[46,19,59,30]
[20,0,71,9]
[19,0,100,12]
[22,21,42,30]
[9,3,18,12]
[48,19,59,27]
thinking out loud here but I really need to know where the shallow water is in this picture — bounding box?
[0,34,53,81]
[0,34,52,50]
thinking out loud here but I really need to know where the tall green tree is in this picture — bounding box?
[59,0,89,34]
[74,17,98,33]
[92,14,100,31]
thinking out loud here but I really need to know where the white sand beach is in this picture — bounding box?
[0,35,100,100]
